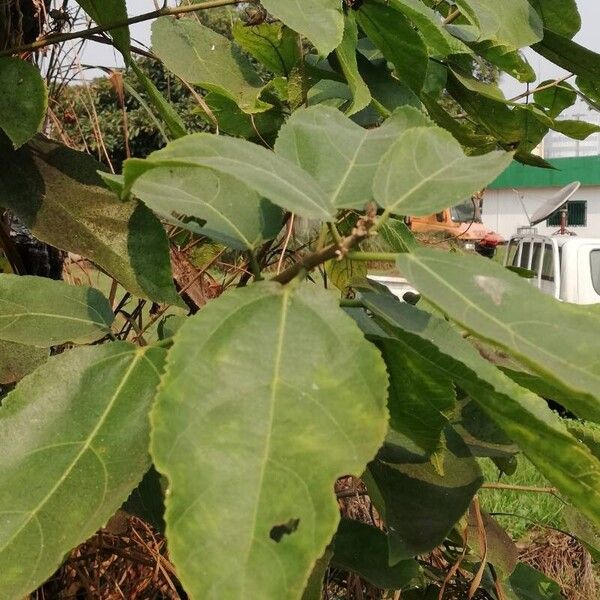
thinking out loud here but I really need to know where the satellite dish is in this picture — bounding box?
[529,181,581,226]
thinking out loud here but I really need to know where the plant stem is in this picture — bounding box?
[481,483,559,494]
[0,0,253,57]
[345,251,399,262]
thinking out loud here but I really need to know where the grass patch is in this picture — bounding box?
[478,456,565,540]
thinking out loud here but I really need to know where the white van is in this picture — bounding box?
[505,233,600,304]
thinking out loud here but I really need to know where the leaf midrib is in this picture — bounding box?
[0,348,145,555]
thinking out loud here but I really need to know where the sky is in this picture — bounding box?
[80,0,600,112]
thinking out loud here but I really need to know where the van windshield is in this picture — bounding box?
[451,200,481,223]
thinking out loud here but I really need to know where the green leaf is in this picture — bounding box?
[130,61,187,139]
[471,44,536,83]
[335,13,371,116]
[0,343,166,599]
[0,274,113,346]
[397,249,600,421]
[365,436,483,563]
[332,520,421,589]
[124,133,333,219]
[0,58,47,148]
[0,135,180,305]
[502,368,594,421]
[152,17,269,114]
[378,218,418,253]
[201,92,284,140]
[533,80,577,117]
[576,76,600,111]
[390,0,471,56]
[0,341,46,385]
[75,0,130,62]
[151,281,389,599]
[131,166,282,250]
[507,563,563,600]
[357,54,423,113]
[563,504,600,562]
[533,30,600,81]
[232,21,300,77]
[373,127,512,216]
[301,548,333,600]
[454,0,543,52]
[380,338,456,457]
[359,294,600,529]
[450,68,507,102]
[275,105,431,210]
[357,1,429,93]
[550,119,600,141]
[260,0,344,56]
[528,0,581,39]
[325,257,367,294]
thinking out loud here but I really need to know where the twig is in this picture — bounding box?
[481,483,559,494]
[508,74,574,103]
[272,207,377,285]
[0,0,254,57]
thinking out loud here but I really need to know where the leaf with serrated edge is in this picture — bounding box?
[132,166,282,250]
[152,17,269,114]
[260,0,344,56]
[124,133,332,219]
[397,249,600,420]
[361,294,600,528]
[151,281,388,599]
[0,274,113,346]
[0,343,166,599]
[275,105,432,210]
[373,127,512,216]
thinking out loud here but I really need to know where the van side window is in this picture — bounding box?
[507,241,518,266]
[531,243,542,274]
[542,245,554,282]
[591,250,600,295]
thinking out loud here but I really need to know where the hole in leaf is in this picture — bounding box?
[269,518,300,542]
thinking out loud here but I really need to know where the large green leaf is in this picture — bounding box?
[123,133,333,219]
[0,341,46,385]
[0,274,113,346]
[75,0,130,62]
[528,0,581,38]
[390,0,471,56]
[332,520,421,589]
[360,294,600,528]
[454,0,543,52]
[275,105,431,210]
[0,135,180,305]
[380,338,456,457]
[334,13,371,116]
[131,166,282,250]
[0,343,166,599]
[373,127,512,216]
[151,281,389,599]
[533,30,600,81]
[357,1,429,93]
[260,0,344,56]
[397,249,600,420]
[365,436,483,563]
[0,58,47,149]
[533,79,577,117]
[152,17,269,114]
[551,119,600,141]
[232,21,300,78]
[506,563,563,600]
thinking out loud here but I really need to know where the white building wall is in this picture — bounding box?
[482,186,600,239]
